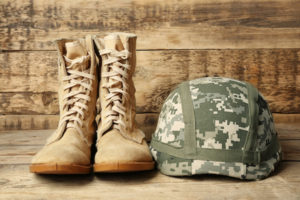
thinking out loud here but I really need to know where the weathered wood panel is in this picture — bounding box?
[0,162,299,200]
[273,114,300,124]
[135,49,300,113]
[275,123,300,140]
[1,49,299,114]
[0,129,52,146]
[0,115,59,130]
[281,140,300,161]
[1,0,300,50]
[0,92,58,115]
[0,146,38,157]
[0,51,58,92]
[0,0,299,198]
[0,156,32,165]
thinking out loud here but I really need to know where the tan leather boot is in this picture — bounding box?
[93,33,154,172]
[30,35,98,174]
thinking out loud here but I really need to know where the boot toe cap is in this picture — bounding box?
[95,130,153,164]
[31,142,90,165]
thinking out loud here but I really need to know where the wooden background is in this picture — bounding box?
[1,1,300,199]
[0,0,299,141]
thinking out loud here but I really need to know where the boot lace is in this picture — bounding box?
[100,49,130,131]
[58,55,95,139]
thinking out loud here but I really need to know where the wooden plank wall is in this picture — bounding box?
[0,0,300,138]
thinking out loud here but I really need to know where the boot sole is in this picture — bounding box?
[30,164,91,174]
[93,161,155,173]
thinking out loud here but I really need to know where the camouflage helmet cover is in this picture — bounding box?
[150,77,281,180]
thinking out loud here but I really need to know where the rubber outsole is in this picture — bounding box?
[30,164,92,174]
[93,161,155,173]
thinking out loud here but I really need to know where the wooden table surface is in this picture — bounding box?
[0,124,299,200]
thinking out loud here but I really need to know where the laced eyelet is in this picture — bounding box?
[100,48,131,130]
[59,54,94,138]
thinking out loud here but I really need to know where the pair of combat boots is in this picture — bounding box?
[30,33,154,174]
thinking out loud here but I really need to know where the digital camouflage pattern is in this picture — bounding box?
[150,147,281,180]
[256,94,276,151]
[151,77,281,180]
[189,77,250,150]
[153,88,185,148]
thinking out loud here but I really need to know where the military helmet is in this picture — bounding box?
[150,77,281,180]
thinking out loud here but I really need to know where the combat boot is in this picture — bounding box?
[30,35,98,174]
[93,33,154,172]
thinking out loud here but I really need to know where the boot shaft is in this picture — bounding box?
[46,35,98,146]
[94,33,144,143]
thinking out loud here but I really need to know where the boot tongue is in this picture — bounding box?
[65,40,89,71]
[64,40,89,134]
[104,34,125,51]
[103,34,125,91]
[102,34,126,133]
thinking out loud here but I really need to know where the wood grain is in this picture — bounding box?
[1,49,299,114]
[0,115,59,130]
[0,92,58,115]
[0,145,38,157]
[0,51,58,92]
[281,140,300,161]
[275,123,300,140]
[1,0,300,50]
[0,129,53,146]
[273,114,300,124]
